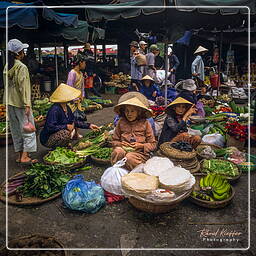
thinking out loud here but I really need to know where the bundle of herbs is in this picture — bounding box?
[92,147,112,160]
[20,163,71,199]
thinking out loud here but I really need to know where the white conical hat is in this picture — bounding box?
[194,46,208,54]
[50,83,81,103]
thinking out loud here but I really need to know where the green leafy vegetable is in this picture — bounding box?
[93,147,112,160]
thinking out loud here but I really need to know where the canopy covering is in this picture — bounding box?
[0,1,79,28]
[86,0,165,22]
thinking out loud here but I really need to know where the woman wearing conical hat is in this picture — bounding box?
[158,97,201,148]
[40,84,99,148]
[191,46,208,88]
[111,97,156,171]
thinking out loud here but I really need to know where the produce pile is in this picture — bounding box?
[0,104,6,120]
[45,147,83,164]
[92,147,112,160]
[192,174,232,201]
[81,99,103,110]
[105,73,131,88]
[201,159,240,177]
[0,122,9,134]
[171,141,193,152]
[32,98,53,122]
[88,96,113,106]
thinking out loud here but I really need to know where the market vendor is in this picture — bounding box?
[139,75,162,102]
[40,83,99,149]
[111,97,157,171]
[67,54,86,99]
[158,97,201,148]
[191,46,208,88]
[177,79,205,117]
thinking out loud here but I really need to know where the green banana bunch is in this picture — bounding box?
[192,191,214,201]
[199,174,231,201]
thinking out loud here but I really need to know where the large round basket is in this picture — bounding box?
[0,172,61,206]
[200,159,242,182]
[0,133,13,146]
[90,155,111,166]
[43,152,87,170]
[128,190,192,214]
[0,234,68,255]
[160,142,197,160]
[189,174,235,209]
[196,143,221,160]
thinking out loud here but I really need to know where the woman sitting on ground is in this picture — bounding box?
[111,97,157,171]
[158,97,201,149]
[40,83,99,149]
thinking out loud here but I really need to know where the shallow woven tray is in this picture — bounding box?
[160,142,197,160]
[200,159,242,182]
[90,156,111,166]
[128,190,192,214]
[0,234,67,255]
[0,172,61,206]
[43,152,87,170]
[0,133,13,146]
[189,174,235,209]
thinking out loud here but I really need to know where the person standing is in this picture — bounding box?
[168,47,180,84]
[129,41,142,91]
[191,46,208,88]
[3,39,37,164]
[145,44,158,79]
[139,41,147,54]
[155,49,164,70]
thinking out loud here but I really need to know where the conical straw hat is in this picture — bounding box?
[50,83,81,103]
[194,46,208,54]
[142,75,154,82]
[118,92,149,107]
[114,97,152,118]
[166,97,193,111]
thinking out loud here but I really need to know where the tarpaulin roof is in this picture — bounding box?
[0,1,79,28]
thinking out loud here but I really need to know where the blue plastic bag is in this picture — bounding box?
[62,175,105,213]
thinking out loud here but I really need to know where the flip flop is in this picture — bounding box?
[20,159,38,165]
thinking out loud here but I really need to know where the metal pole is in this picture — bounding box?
[217,30,223,96]
[164,41,168,106]
[64,43,68,69]
[55,43,59,88]
[38,44,42,64]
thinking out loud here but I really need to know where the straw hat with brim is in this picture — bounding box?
[194,46,208,55]
[166,97,193,112]
[141,75,154,82]
[118,92,149,107]
[50,83,81,103]
[114,97,152,118]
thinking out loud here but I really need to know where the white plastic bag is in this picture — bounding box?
[100,158,128,195]
[202,133,225,148]
[144,157,174,176]
[130,163,145,173]
[155,70,170,84]
[187,128,202,137]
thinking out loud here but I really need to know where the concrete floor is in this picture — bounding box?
[0,94,255,256]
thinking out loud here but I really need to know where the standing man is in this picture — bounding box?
[139,41,147,54]
[3,39,37,164]
[129,41,142,91]
[145,44,158,79]
[168,47,180,84]
[191,46,208,88]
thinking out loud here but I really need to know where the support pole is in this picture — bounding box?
[164,41,169,106]
[217,30,223,96]
[38,44,42,64]
[94,43,97,63]
[64,43,68,69]
[55,43,59,88]
[102,43,106,63]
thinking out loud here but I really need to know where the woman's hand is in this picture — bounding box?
[152,91,157,97]
[25,106,30,116]
[89,124,100,130]
[183,105,197,121]
[130,142,144,150]
[67,123,75,132]
[121,141,132,147]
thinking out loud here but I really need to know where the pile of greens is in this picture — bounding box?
[93,147,112,160]
[45,147,83,164]
[0,122,8,134]
[20,163,71,199]
[202,159,239,177]
[33,98,53,117]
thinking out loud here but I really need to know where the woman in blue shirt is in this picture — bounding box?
[40,83,99,148]
[139,75,162,102]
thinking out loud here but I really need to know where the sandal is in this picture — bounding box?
[20,159,38,165]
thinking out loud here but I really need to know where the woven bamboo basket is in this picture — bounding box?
[128,190,192,214]
[189,174,235,209]
[200,159,242,182]
[90,156,111,166]
[196,143,221,160]
[0,171,62,206]
[160,142,197,160]
[0,234,68,255]
[43,152,87,170]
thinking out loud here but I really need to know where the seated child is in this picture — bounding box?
[139,75,162,101]
[158,97,201,148]
[111,97,157,171]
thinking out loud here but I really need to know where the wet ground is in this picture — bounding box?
[0,94,255,256]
